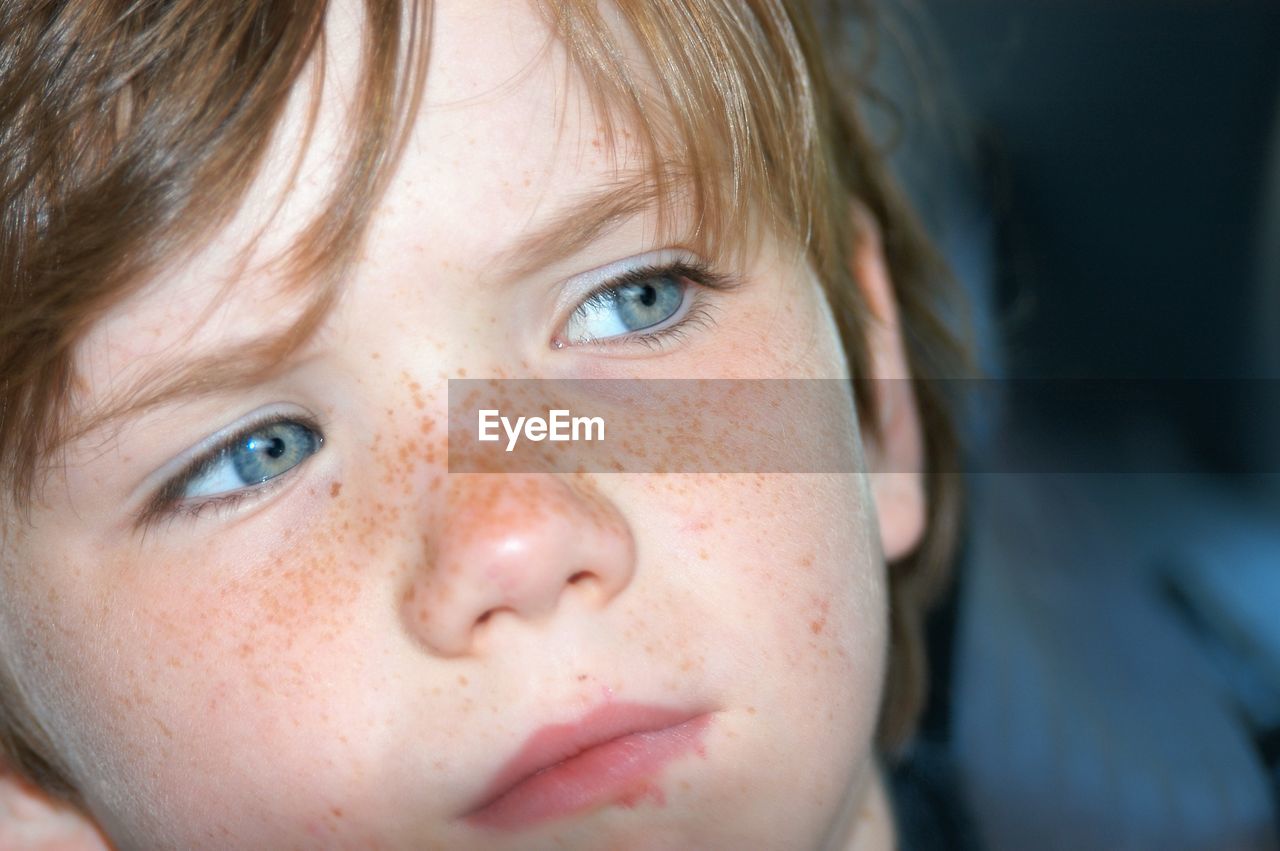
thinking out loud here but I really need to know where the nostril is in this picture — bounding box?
[478,604,517,629]
[567,571,593,585]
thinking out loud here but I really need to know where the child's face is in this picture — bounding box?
[3,2,902,848]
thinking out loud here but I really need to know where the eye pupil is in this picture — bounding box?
[265,437,286,459]
[638,284,657,307]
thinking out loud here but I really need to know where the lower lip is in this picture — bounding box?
[465,712,711,830]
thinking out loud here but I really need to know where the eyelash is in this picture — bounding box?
[560,259,740,351]
[135,413,325,531]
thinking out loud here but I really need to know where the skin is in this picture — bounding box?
[0,1,922,848]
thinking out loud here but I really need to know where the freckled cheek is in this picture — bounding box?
[55,530,401,793]
[635,473,880,664]
[630,474,883,810]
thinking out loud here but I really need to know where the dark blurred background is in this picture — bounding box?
[873,1,1280,848]
[925,0,1280,469]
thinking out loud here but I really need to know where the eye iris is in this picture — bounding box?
[615,276,680,331]
[232,422,317,484]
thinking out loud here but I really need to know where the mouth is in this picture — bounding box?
[463,702,713,831]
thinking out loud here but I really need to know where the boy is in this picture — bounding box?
[0,0,963,847]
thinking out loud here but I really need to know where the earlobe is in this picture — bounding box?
[851,204,926,562]
[0,766,111,851]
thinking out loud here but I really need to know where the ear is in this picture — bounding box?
[852,204,926,562]
[0,760,111,850]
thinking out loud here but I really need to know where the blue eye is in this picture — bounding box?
[181,419,323,500]
[563,269,689,344]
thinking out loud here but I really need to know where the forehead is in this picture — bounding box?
[72,0,653,424]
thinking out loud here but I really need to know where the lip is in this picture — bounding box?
[463,702,712,830]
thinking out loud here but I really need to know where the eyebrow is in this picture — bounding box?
[494,170,688,279]
[63,310,325,450]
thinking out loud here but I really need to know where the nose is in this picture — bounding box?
[402,474,636,656]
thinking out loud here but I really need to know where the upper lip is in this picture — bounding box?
[462,701,709,817]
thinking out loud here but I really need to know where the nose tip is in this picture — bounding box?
[402,474,635,657]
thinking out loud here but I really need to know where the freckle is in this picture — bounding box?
[458,675,468,686]
[371,352,381,360]
[810,620,824,634]
[330,481,342,498]
[747,706,757,715]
